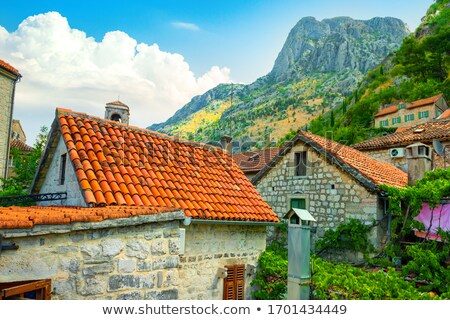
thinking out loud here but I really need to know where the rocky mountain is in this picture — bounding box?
[149,16,409,149]
[307,0,450,145]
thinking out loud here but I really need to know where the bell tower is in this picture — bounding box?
[104,101,130,125]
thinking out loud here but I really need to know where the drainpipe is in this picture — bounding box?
[4,74,21,181]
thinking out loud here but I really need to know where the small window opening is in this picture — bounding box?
[294,151,307,176]
[59,154,67,185]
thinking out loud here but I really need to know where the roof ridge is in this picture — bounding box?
[55,108,224,152]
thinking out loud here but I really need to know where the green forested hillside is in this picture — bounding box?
[307,0,450,145]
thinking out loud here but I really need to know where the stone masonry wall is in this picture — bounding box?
[256,142,384,248]
[179,223,266,300]
[38,136,86,206]
[0,214,183,300]
[0,74,14,180]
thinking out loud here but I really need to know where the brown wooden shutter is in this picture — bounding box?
[223,265,245,300]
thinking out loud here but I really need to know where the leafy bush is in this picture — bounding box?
[311,256,436,299]
[315,219,375,256]
[251,249,288,300]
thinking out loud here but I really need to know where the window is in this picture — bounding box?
[418,111,429,119]
[0,279,51,300]
[294,151,307,176]
[223,265,245,300]
[418,146,430,157]
[379,120,388,127]
[291,198,306,209]
[398,103,406,110]
[392,117,401,125]
[404,114,414,122]
[59,154,67,185]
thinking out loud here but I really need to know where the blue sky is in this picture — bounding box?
[0,0,433,142]
[0,0,433,82]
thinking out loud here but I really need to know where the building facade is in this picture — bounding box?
[353,120,450,171]
[0,59,21,180]
[0,206,266,300]
[374,94,448,129]
[253,131,408,252]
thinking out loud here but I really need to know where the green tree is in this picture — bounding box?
[1,126,48,197]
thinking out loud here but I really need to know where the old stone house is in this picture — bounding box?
[0,105,278,300]
[252,130,408,248]
[0,59,21,181]
[353,119,450,171]
[232,147,282,180]
[374,93,448,129]
[7,119,33,178]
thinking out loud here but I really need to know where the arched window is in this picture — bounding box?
[111,113,122,122]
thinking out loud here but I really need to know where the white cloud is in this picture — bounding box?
[0,12,230,142]
[171,21,200,31]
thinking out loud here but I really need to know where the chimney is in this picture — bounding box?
[220,135,232,153]
[405,143,432,186]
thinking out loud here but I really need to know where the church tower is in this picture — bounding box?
[104,101,130,125]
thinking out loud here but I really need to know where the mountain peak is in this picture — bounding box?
[269,16,409,82]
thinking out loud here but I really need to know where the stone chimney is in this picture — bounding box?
[105,101,130,125]
[406,142,432,186]
[220,135,232,153]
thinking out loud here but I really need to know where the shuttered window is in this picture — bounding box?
[223,265,245,300]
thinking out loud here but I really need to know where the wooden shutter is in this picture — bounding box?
[223,265,245,300]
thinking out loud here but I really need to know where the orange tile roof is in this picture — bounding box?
[10,139,33,152]
[253,131,408,190]
[232,147,283,173]
[353,120,450,151]
[0,59,20,76]
[107,101,129,109]
[374,104,399,117]
[374,94,444,118]
[408,93,442,109]
[0,206,175,229]
[438,109,450,120]
[395,126,411,133]
[32,109,278,223]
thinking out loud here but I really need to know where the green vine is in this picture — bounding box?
[315,219,375,256]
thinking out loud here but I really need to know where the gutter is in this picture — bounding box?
[189,219,280,226]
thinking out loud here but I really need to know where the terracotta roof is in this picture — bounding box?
[408,93,442,109]
[107,101,129,109]
[438,109,450,120]
[0,59,20,76]
[32,109,278,223]
[10,139,33,152]
[395,126,411,133]
[353,120,450,151]
[375,104,400,117]
[253,131,408,190]
[0,206,174,229]
[374,94,444,118]
[232,147,282,173]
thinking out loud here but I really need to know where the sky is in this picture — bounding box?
[0,0,433,143]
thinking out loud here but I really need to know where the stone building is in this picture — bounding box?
[7,119,33,178]
[353,119,450,171]
[0,59,21,180]
[374,93,448,129]
[252,130,408,248]
[2,107,278,300]
[232,147,282,180]
[0,206,268,300]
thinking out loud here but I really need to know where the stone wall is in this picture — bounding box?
[0,212,184,300]
[256,142,384,247]
[0,73,14,180]
[179,223,266,300]
[38,136,86,206]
